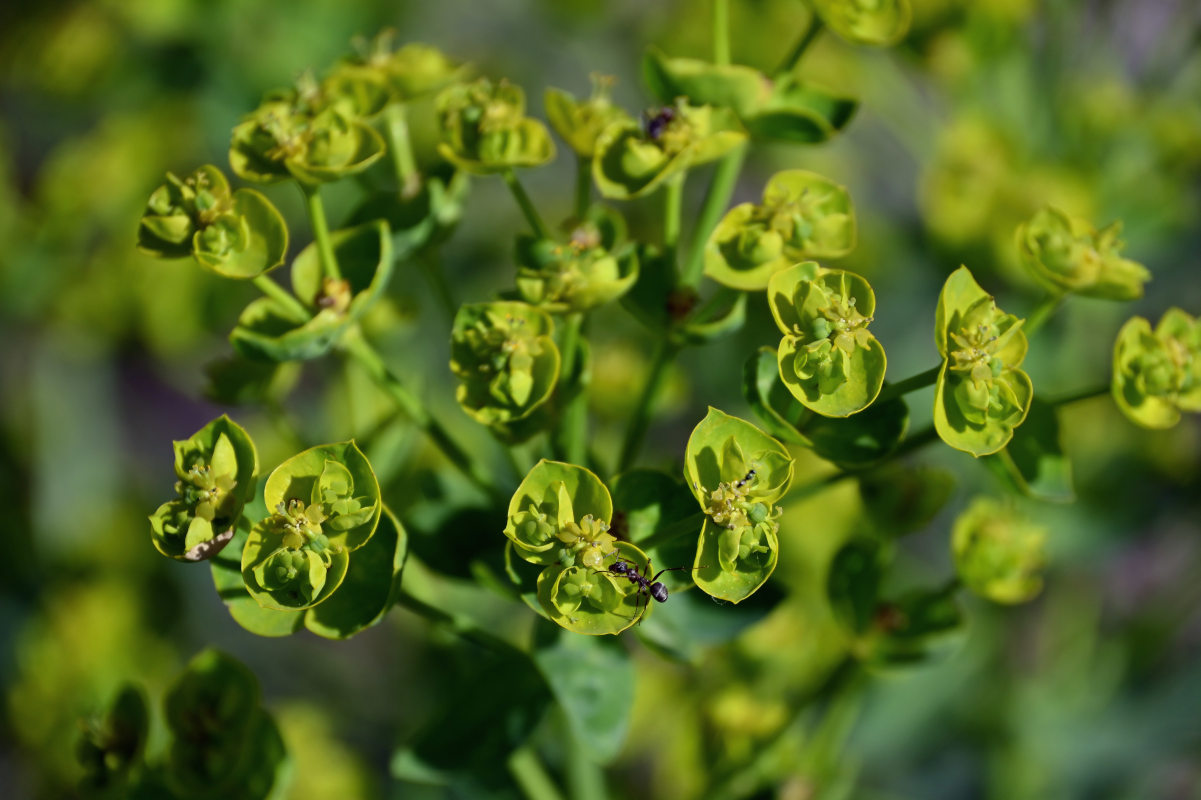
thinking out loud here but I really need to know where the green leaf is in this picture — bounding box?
[801,392,909,468]
[205,355,301,406]
[827,538,883,636]
[211,523,305,637]
[987,397,1074,502]
[742,346,809,445]
[674,291,746,345]
[348,171,470,261]
[642,48,771,118]
[862,589,964,667]
[742,77,859,143]
[859,465,955,535]
[545,78,633,158]
[305,506,408,639]
[610,468,701,591]
[76,684,149,793]
[532,632,634,764]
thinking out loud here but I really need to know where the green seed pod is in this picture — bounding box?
[505,460,652,633]
[150,415,258,562]
[229,75,386,185]
[1112,308,1201,429]
[241,442,381,612]
[435,78,555,174]
[513,221,639,312]
[707,171,856,290]
[1016,206,1150,300]
[451,301,561,428]
[804,0,912,47]
[934,266,1032,456]
[230,220,393,363]
[545,75,634,158]
[952,497,1046,604]
[767,262,885,416]
[592,101,746,199]
[137,164,288,279]
[75,684,148,794]
[684,408,793,603]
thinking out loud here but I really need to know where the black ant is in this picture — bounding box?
[641,106,677,141]
[600,557,697,623]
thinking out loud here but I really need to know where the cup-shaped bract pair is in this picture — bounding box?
[803,0,912,47]
[451,301,561,429]
[435,78,555,174]
[768,262,885,417]
[514,221,639,312]
[593,100,747,199]
[163,649,288,798]
[231,221,393,362]
[150,416,258,562]
[685,409,794,602]
[1017,207,1150,300]
[137,165,288,280]
[707,171,856,290]
[952,497,1046,605]
[330,32,468,114]
[1112,308,1201,429]
[934,267,1033,456]
[504,460,652,634]
[75,685,148,794]
[240,442,381,612]
[642,50,858,145]
[545,75,634,159]
[229,78,387,186]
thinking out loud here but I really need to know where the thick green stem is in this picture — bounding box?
[508,745,566,800]
[618,339,678,472]
[1051,383,1110,406]
[776,16,825,76]
[713,0,731,65]
[554,313,588,466]
[384,103,421,195]
[1024,292,1064,339]
[340,327,505,503]
[663,174,685,270]
[680,147,746,289]
[300,182,341,280]
[252,275,310,324]
[874,364,942,405]
[503,168,551,240]
[574,156,592,220]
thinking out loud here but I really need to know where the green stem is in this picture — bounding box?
[252,275,310,324]
[564,720,606,800]
[574,156,592,220]
[384,103,421,195]
[503,168,551,240]
[1051,383,1110,406]
[339,327,505,503]
[680,146,746,289]
[508,745,567,800]
[874,364,942,405]
[554,313,588,466]
[1024,292,1064,339]
[618,339,678,472]
[713,0,731,65]
[417,250,458,324]
[663,174,685,270]
[300,182,341,280]
[776,16,825,76]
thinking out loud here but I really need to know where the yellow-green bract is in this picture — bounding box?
[504,460,652,634]
[544,76,633,158]
[513,214,640,312]
[952,497,1046,604]
[1016,206,1150,300]
[768,261,885,416]
[684,408,794,603]
[804,0,912,47]
[149,415,258,562]
[933,266,1032,456]
[435,78,555,174]
[1112,308,1201,429]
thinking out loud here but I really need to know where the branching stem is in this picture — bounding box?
[503,168,551,240]
[252,275,310,324]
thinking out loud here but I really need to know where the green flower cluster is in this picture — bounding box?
[705,170,856,290]
[137,165,287,279]
[934,267,1032,456]
[513,217,639,312]
[436,78,555,174]
[768,262,885,416]
[952,497,1046,604]
[544,74,633,159]
[804,0,912,47]
[1017,206,1151,300]
[505,461,652,634]
[1113,308,1201,429]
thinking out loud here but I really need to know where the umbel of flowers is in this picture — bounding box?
[1112,308,1201,429]
[1016,206,1150,301]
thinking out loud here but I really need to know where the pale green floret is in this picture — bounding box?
[699,472,782,573]
[946,305,1026,426]
[435,78,554,173]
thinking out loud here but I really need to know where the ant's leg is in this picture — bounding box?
[649,564,703,582]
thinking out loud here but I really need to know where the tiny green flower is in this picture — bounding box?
[685,409,793,603]
[450,301,561,429]
[344,31,468,101]
[952,497,1046,604]
[150,416,258,562]
[1016,206,1150,300]
[514,221,639,312]
[934,267,1032,456]
[767,262,885,416]
[707,171,856,290]
[435,78,555,174]
[545,74,634,158]
[804,0,912,47]
[1112,308,1201,429]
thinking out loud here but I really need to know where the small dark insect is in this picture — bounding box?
[601,557,697,623]
[734,468,757,491]
[642,106,677,141]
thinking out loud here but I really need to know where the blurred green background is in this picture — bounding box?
[2,0,1201,797]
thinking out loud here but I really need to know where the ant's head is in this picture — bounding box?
[642,106,676,141]
[609,558,633,575]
